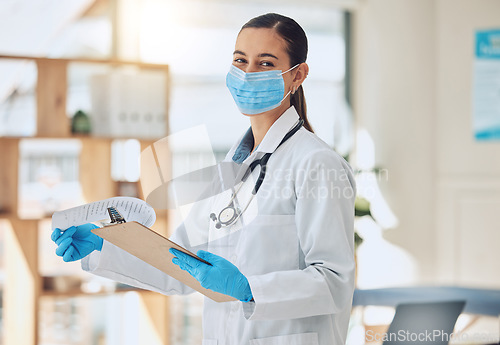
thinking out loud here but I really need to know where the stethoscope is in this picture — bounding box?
[210,119,304,229]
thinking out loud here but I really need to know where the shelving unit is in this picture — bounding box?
[0,55,171,345]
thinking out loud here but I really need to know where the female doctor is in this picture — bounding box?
[52,13,356,345]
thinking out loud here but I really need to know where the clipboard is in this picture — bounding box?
[92,221,236,303]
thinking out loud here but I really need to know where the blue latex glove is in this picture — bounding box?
[170,248,253,302]
[51,223,103,262]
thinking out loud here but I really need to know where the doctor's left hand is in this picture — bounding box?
[170,248,253,302]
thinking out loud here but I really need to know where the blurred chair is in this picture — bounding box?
[383,300,465,345]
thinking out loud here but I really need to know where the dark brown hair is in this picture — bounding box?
[241,13,313,132]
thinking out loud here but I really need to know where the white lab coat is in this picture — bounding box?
[82,106,356,345]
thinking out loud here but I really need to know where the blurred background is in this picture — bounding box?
[0,0,499,344]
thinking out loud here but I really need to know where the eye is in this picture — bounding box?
[261,61,275,67]
[234,58,247,64]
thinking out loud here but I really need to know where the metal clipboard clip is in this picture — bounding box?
[101,206,126,226]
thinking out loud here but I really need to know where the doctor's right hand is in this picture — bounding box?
[51,223,103,262]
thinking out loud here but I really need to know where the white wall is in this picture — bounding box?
[353,0,437,284]
[353,0,500,287]
[435,0,500,288]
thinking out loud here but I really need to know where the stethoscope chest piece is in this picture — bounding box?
[219,206,238,224]
[210,204,240,229]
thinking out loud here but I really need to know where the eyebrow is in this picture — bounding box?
[233,50,279,60]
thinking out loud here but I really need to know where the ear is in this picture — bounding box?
[291,63,309,93]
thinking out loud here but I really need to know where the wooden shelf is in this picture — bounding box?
[0,54,171,70]
[41,286,145,298]
[0,135,162,142]
[0,54,171,345]
[0,211,14,218]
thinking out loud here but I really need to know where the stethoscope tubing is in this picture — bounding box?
[243,118,303,194]
[212,118,304,228]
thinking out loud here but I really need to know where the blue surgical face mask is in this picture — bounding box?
[226,64,300,115]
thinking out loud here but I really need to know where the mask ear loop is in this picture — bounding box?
[280,90,292,103]
[279,63,301,76]
[279,63,301,102]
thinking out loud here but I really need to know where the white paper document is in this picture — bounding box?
[52,197,156,230]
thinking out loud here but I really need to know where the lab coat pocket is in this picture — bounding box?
[239,214,298,276]
[249,332,318,345]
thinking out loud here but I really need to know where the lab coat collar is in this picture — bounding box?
[225,106,301,164]
[253,106,300,154]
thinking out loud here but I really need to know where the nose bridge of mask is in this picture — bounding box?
[229,64,300,94]
[229,63,299,80]
[227,66,284,96]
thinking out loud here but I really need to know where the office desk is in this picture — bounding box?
[353,287,500,344]
[353,286,500,316]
